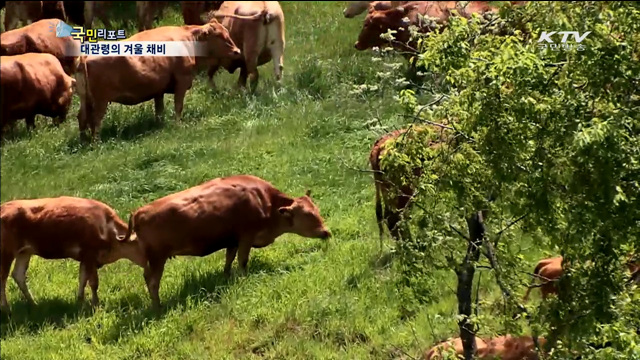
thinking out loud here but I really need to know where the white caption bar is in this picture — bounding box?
[66,41,211,57]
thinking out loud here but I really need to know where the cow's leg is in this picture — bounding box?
[77,261,90,303]
[246,57,260,93]
[207,64,220,90]
[173,78,192,122]
[236,240,253,276]
[11,252,35,304]
[270,42,284,83]
[154,95,165,122]
[25,116,36,131]
[86,262,100,307]
[0,252,15,312]
[89,102,108,142]
[237,64,249,89]
[144,256,167,309]
[224,246,238,278]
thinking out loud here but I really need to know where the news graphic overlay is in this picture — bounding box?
[59,22,209,57]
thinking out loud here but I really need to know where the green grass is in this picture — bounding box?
[0,2,549,359]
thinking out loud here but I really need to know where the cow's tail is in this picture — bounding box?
[74,56,91,101]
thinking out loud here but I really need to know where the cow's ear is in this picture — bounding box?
[192,24,213,39]
[278,206,293,217]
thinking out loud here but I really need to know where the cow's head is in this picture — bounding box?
[278,190,332,240]
[193,20,241,60]
[354,4,416,51]
[97,235,147,268]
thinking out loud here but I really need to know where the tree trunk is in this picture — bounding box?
[456,211,486,360]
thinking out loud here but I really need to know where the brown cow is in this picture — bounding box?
[0,53,75,138]
[74,21,241,142]
[343,1,408,19]
[354,1,505,53]
[522,255,563,302]
[206,1,286,91]
[136,1,170,32]
[370,124,450,242]
[0,196,147,313]
[523,255,640,302]
[424,335,546,360]
[0,18,78,76]
[123,174,332,308]
[4,1,66,31]
[181,1,225,25]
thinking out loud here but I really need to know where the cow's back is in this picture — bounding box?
[134,175,279,256]
[0,19,78,75]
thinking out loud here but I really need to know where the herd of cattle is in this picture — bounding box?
[1,1,639,359]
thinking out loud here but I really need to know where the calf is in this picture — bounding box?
[0,53,75,138]
[206,1,286,91]
[74,21,241,142]
[4,1,66,31]
[523,255,640,302]
[370,124,450,242]
[124,174,332,308]
[0,196,146,313]
[424,335,546,360]
[0,18,78,76]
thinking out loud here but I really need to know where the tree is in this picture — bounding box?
[362,1,640,358]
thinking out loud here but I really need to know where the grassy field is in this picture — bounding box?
[0,2,547,359]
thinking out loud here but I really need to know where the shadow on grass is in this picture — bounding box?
[0,297,95,339]
[62,111,167,154]
[99,256,300,344]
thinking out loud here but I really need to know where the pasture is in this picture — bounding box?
[0,2,547,359]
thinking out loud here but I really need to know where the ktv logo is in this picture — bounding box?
[537,31,591,52]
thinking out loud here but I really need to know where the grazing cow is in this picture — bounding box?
[206,1,286,91]
[354,1,506,53]
[343,1,408,19]
[181,1,225,25]
[74,21,241,142]
[0,53,75,138]
[123,174,332,308]
[370,124,450,242]
[523,255,640,302]
[4,1,66,31]
[0,18,78,76]
[136,1,170,32]
[0,196,147,313]
[424,335,546,360]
